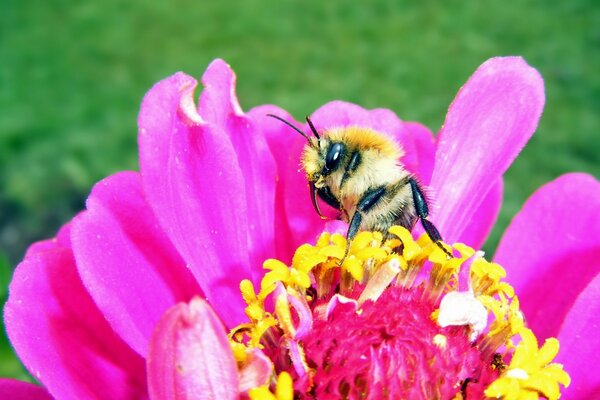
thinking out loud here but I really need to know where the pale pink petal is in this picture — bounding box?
[147,298,238,400]
[199,60,277,274]
[238,349,274,393]
[247,105,300,261]
[326,294,358,320]
[4,233,147,400]
[430,57,545,244]
[138,72,250,327]
[494,173,600,340]
[0,379,53,400]
[556,272,600,398]
[71,171,202,356]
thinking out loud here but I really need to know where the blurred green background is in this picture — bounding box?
[1,0,599,381]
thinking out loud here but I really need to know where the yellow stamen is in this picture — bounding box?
[426,242,473,301]
[484,328,570,400]
[275,292,295,338]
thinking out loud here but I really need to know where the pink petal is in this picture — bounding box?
[404,122,436,185]
[147,298,238,400]
[494,173,600,340]
[199,60,277,275]
[0,379,53,400]
[138,72,250,327]
[250,107,330,251]
[71,171,202,356]
[430,57,545,244]
[456,179,503,249]
[556,272,600,398]
[4,231,147,400]
[247,105,300,261]
[281,136,329,248]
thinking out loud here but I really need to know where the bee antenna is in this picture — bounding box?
[305,116,321,140]
[266,114,312,143]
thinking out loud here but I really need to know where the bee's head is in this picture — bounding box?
[302,138,347,186]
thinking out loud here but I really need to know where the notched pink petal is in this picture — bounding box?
[138,72,250,327]
[71,171,201,356]
[200,61,277,278]
[0,379,53,400]
[148,298,238,400]
[556,272,600,398]
[199,59,243,124]
[431,57,545,243]
[495,173,600,340]
[4,240,147,400]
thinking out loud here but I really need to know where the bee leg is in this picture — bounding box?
[409,178,453,258]
[341,186,387,263]
[315,185,349,220]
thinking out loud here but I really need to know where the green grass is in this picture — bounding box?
[1,0,599,380]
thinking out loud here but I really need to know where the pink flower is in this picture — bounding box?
[3,57,598,399]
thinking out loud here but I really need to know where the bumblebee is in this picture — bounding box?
[268,114,449,255]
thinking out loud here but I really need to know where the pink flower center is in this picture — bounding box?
[301,286,493,399]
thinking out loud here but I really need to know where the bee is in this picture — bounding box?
[268,114,450,256]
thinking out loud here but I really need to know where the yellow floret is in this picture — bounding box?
[484,328,570,400]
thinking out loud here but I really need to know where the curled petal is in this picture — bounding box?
[147,298,238,400]
[430,57,545,243]
[556,273,600,398]
[494,173,600,340]
[4,231,147,400]
[200,60,277,278]
[0,379,53,400]
[71,171,201,356]
[138,72,250,327]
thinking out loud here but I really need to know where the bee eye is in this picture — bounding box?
[325,142,345,173]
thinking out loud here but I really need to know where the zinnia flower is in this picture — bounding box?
[2,57,598,399]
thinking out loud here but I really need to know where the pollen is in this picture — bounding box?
[232,226,570,399]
